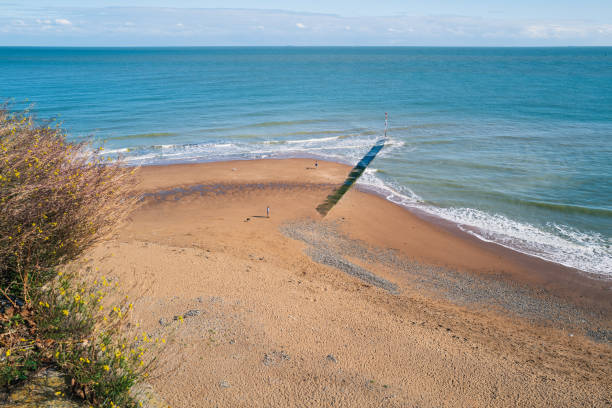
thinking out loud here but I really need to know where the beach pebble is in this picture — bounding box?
[326,354,337,363]
[262,350,290,366]
[184,309,201,318]
[219,380,231,388]
[262,354,274,366]
[159,318,169,326]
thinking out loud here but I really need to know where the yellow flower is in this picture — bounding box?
[103,365,110,371]
[62,310,69,316]
[5,350,10,357]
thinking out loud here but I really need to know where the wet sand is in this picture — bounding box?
[87,159,611,407]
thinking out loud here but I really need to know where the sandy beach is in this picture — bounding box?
[85,158,611,407]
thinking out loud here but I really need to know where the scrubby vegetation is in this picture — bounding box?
[0,108,138,301]
[0,107,159,407]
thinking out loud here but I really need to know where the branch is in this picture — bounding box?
[0,285,18,309]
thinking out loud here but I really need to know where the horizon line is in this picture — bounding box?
[2,45,612,48]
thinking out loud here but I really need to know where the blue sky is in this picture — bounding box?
[1,1,611,46]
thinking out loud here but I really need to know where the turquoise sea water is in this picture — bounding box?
[1,47,611,277]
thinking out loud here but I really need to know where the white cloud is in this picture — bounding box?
[4,8,612,46]
[597,26,612,34]
[55,18,72,26]
[523,23,591,39]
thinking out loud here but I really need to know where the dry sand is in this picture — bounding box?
[86,159,611,407]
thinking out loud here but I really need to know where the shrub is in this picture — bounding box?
[0,106,156,407]
[1,269,165,407]
[0,108,138,302]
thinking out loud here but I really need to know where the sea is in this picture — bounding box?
[1,47,611,278]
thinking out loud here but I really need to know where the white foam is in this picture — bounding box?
[286,136,340,144]
[449,210,612,277]
[355,174,612,277]
[101,133,396,165]
[100,147,129,154]
[357,169,422,205]
[123,153,158,163]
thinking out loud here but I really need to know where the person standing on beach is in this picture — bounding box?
[315,160,318,169]
[267,206,270,218]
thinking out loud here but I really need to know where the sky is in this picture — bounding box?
[1,1,612,46]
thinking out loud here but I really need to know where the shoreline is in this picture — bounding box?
[139,155,610,279]
[136,158,611,315]
[357,182,609,282]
